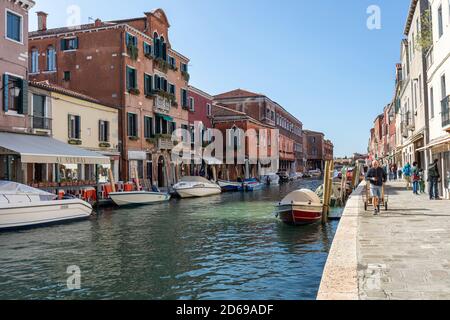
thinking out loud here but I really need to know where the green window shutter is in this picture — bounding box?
[106,121,109,142]
[98,120,102,141]
[74,37,79,49]
[68,115,71,138]
[19,79,28,114]
[3,74,9,112]
[75,116,81,139]
[60,39,66,51]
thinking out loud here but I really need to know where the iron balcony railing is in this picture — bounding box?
[31,115,52,130]
[442,96,450,128]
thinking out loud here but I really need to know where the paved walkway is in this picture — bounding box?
[318,181,450,300]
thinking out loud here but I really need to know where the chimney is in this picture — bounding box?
[37,11,48,31]
[94,18,102,27]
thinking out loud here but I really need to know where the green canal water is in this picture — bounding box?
[0,179,342,300]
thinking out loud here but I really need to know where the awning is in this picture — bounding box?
[156,114,173,122]
[0,132,110,165]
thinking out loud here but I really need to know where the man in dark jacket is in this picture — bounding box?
[428,159,441,200]
[366,160,387,215]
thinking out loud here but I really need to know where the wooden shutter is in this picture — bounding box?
[60,39,66,51]
[2,74,9,112]
[19,79,28,115]
[68,115,72,138]
[74,37,79,49]
[75,116,81,139]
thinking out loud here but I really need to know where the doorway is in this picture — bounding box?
[157,156,166,187]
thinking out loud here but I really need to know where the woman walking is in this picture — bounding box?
[403,163,412,190]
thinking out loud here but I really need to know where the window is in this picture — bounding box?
[438,5,444,38]
[181,89,188,108]
[153,33,160,58]
[169,84,175,96]
[430,87,434,119]
[68,115,81,139]
[144,116,153,138]
[189,97,195,111]
[144,73,153,95]
[127,113,138,137]
[126,66,137,90]
[6,11,22,43]
[60,38,79,51]
[207,103,212,116]
[2,74,26,114]
[181,62,188,73]
[168,56,176,68]
[99,120,110,142]
[144,42,152,56]
[441,74,447,100]
[64,71,71,81]
[30,49,39,73]
[32,94,48,129]
[419,75,422,103]
[47,46,56,71]
[126,33,137,47]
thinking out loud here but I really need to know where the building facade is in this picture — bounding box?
[0,0,34,134]
[29,81,120,184]
[426,0,450,198]
[214,89,302,173]
[28,9,190,187]
[303,130,325,171]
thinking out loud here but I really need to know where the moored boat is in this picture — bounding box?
[239,178,264,191]
[275,189,323,226]
[173,176,222,198]
[261,173,280,185]
[218,180,242,192]
[109,191,171,207]
[0,181,92,230]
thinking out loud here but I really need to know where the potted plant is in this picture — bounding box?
[128,88,140,95]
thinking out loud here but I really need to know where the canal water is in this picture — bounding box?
[0,179,342,300]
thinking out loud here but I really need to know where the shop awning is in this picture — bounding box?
[156,114,173,122]
[0,132,110,165]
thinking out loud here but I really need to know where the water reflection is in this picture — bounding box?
[0,179,341,300]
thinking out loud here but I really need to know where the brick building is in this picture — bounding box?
[211,104,275,181]
[303,130,325,170]
[28,8,190,187]
[324,139,334,161]
[214,89,302,173]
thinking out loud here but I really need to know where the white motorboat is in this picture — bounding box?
[0,181,92,230]
[173,176,222,198]
[109,191,171,207]
[218,180,242,192]
[275,189,323,226]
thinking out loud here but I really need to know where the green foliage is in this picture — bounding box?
[127,44,139,61]
[416,9,433,51]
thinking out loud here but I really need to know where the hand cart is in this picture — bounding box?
[363,182,388,211]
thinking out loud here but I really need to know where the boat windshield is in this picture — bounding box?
[0,181,56,203]
[180,176,211,184]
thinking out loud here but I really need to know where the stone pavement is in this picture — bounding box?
[318,181,450,300]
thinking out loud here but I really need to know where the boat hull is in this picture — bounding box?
[109,192,171,207]
[0,199,92,230]
[276,204,323,226]
[218,181,242,192]
[175,186,222,198]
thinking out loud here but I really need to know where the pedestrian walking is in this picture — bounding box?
[411,162,420,195]
[366,160,387,215]
[428,159,441,200]
[403,163,412,190]
[398,168,403,180]
[419,169,425,194]
[393,164,398,180]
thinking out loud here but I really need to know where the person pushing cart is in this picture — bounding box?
[366,160,387,215]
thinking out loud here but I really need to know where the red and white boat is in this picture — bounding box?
[275,189,323,226]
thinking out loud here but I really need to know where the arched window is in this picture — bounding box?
[160,36,167,61]
[30,48,39,73]
[47,46,56,71]
[153,32,160,58]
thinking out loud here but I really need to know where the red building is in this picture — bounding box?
[211,104,275,181]
[214,89,301,173]
[28,9,190,187]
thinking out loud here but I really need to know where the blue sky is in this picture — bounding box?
[29,0,411,157]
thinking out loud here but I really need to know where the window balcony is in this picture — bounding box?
[442,96,450,132]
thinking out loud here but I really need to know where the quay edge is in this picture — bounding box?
[316,183,365,300]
